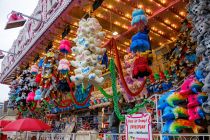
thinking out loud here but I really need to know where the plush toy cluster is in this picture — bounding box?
[146,71,173,95]
[187,0,210,113]
[70,18,106,85]
[165,20,197,83]
[120,52,148,101]
[7,70,37,109]
[58,59,70,74]
[158,76,207,140]
[131,9,148,26]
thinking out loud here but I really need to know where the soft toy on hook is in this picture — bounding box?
[131,9,148,30]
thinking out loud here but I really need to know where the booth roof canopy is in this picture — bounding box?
[2,0,188,84]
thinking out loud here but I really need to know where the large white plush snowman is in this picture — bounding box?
[70,18,106,85]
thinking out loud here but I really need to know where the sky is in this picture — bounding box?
[0,0,39,102]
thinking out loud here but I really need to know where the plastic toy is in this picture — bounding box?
[187,92,207,108]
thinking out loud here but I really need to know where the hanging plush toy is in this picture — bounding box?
[59,40,72,54]
[34,88,42,101]
[130,27,151,53]
[131,9,148,27]
[26,91,35,102]
[30,64,39,75]
[58,59,70,74]
[70,18,106,85]
[132,54,152,79]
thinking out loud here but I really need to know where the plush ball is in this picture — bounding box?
[59,40,72,53]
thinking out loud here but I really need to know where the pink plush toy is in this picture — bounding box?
[180,76,194,94]
[30,64,39,75]
[188,106,205,121]
[58,59,70,74]
[59,40,71,54]
[26,91,35,102]
[187,92,207,108]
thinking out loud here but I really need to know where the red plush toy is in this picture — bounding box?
[132,56,152,78]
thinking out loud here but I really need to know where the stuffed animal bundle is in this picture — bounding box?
[70,18,106,85]
[187,0,210,113]
[158,76,207,139]
[119,53,148,101]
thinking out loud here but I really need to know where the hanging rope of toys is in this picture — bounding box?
[112,38,147,96]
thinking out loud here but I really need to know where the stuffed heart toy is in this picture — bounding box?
[58,59,70,74]
[70,17,106,85]
[131,9,148,27]
[59,40,72,54]
[130,27,151,53]
[26,91,35,102]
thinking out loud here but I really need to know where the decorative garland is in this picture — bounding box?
[127,99,154,114]
[98,58,154,121]
[96,86,113,99]
[111,39,146,96]
[67,78,93,106]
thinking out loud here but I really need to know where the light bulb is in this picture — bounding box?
[113,31,118,36]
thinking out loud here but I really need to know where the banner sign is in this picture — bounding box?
[125,113,152,140]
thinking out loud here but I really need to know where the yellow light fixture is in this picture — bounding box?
[113,31,118,36]
[108,5,113,9]
[137,5,143,9]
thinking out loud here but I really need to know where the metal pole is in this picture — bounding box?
[0,49,15,55]
[12,10,45,22]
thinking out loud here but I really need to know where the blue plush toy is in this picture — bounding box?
[102,51,108,69]
[131,9,148,26]
[158,90,188,110]
[130,27,151,53]
[34,89,42,101]
[162,106,188,121]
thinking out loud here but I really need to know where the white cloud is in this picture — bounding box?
[0,0,39,102]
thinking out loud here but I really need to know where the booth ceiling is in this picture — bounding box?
[4,0,189,84]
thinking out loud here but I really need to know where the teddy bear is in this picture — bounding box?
[70,17,106,85]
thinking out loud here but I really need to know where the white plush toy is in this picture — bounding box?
[70,17,106,85]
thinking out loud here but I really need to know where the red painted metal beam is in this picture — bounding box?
[102,0,181,48]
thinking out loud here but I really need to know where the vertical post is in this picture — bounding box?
[36,132,39,140]
[89,132,91,140]
[103,134,106,140]
[155,94,159,123]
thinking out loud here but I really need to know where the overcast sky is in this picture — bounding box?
[0,0,39,102]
